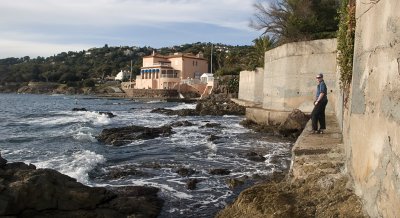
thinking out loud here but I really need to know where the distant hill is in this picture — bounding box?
[0,42,254,86]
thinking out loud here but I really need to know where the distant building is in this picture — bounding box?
[134,52,208,90]
[115,70,130,81]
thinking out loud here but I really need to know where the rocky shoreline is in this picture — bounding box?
[0,155,163,218]
[216,116,367,217]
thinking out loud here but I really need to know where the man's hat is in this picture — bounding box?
[316,73,323,78]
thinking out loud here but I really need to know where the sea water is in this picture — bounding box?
[0,93,292,217]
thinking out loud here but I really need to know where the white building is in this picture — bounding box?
[115,70,129,81]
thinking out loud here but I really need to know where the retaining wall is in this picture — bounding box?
[238,68,264,105]
[263,39,338,114]
[345,0,400,217]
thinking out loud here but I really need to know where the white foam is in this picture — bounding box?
[167,103,196,110]
[72,131,97,142]
[146,100,166,104]
[35,150,105,184]
[23,111,112,126]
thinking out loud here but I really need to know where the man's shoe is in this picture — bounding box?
[317,129,324,134]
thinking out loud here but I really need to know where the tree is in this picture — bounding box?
[248,36,276,69]
[250,0,339,44]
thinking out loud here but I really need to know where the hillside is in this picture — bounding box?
[0,43,254,91]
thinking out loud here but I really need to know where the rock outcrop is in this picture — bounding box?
[97,125,173,146]
[240,109,309,140]
[278,109,310,138]
[0,160,163,218]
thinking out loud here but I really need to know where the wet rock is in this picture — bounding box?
[175,167,196,177]
[226,178,245,190]
[0,160,163,218]
[0,153,7,168]
[97,125,173,146]
[89,166,149,180]
[150,108,198,116]
[240,119,279,135]
[245,152,266,162]
[200,123,221,128]
[140,162,162,169]
[209,168,231,175]
[98,111,116,118]
[186,178,200,190]
[195,97,245,116]
[170,120,194,127]
[208,135,221,141]
[72,108,87,111]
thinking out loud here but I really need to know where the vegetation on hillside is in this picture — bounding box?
[0,43,261,87]
[250,0,339,44]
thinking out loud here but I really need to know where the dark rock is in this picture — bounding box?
[150,108,198,116]
[245,152,266,162]
[186,178,200,190]
[89,166,149,180]
[170,120,194,127]
[0,153,7,168]
[240,119,279,135]
[175,167,195,177]
[208,135,221,141]
[98,111,116,118]
[209,168,231,175]
[97,125,173,146]
[278,109,310,137]
[200,123,221,128]
[0,160,163,217]
[195,98,245,116]
[72,108,87,111]
[226,178,245,190]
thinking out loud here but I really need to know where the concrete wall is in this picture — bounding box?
[238,68,264,105]
[345,0,400,217]
[263,39,338,113]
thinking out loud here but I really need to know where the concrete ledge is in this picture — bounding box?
[231,98,262,107]
[245,107,292,125]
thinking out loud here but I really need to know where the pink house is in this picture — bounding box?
[134,52,208,90]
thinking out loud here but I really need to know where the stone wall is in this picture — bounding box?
[263,39,338,114]
[345,0,400,217]
[238,68,264,105]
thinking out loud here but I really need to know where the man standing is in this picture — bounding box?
[311,73,328,134]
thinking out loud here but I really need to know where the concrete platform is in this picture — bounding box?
[290,115,346,180]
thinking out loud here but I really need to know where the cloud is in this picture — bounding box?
[0,39,95,58]
[0,0,262,58]
[1,0,255,30]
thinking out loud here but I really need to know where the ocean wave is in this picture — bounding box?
[166,103,197,110]
[35,150,105,184]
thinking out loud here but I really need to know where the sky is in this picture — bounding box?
[0,0,266,59]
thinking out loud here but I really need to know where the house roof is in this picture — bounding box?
[143,53,207,61]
